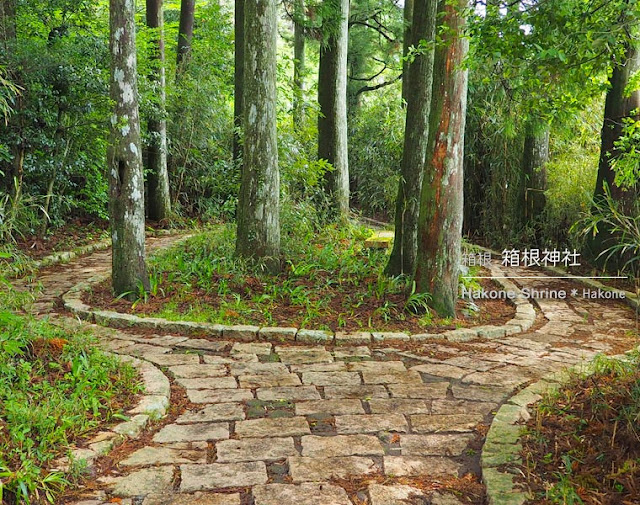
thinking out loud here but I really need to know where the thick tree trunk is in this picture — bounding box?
[10,142,23,201]
[0,0,16,44]
[235,0,280,270]
[146,0,171,221]
[400,0,414,106]
[589,42,640,265]
[293,0,305,129]
[414,0,468,317]
[593,44,640,207]
[318,0,350,220]
[109,0,149,297]
[522,122,549,221]
[233,0,244,165]
[176,0,195,71]
[386,0,437,277]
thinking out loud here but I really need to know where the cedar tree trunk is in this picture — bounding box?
[386,0,437,277]
[414,0,469,317]
[235,0,280,270]
[318,0,350,220]
[176,0,195,71]
[233,0,244,164]
[293,0,306,128]
[109,0,149,296]
[146,0,171,221]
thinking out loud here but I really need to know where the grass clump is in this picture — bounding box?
[110,217,486,333]
[0,286,142,504]
[520,352,640,505]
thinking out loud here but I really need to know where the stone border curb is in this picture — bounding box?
[63,262,536,344]
[481,353,632,505]
[51,353,170,473]
[2,238,112,278]
[2,230,178,279]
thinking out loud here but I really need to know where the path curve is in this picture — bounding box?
[12,237,639,505]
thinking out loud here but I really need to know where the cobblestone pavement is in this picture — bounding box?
[14,242,639,505]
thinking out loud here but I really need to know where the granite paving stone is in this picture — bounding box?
[215,437,298,462]
[295,399,365,416]
[253,483,351,505]
[180,462,268,491]
[186,388,253,404]
[153,423,229,443]
[334,414,408,434]
[234,416,311,437]
[256,386,321,401]
[288,456,379,482]
[301,435,385,457]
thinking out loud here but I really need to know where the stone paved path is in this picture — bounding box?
[14,239,639,505]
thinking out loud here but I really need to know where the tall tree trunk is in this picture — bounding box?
[109,0,149,297]
[386,0,437,277]
[233,0,244,164]
[235,0,280,270]
[400,0,414,106]
[176,0,195,71]
[0,0,16,45]
[293,0,305,129]
[146,0,171,221]
[414,0,469,317]
[593,43,640,207]
[589,42,640,266]
[522,122,549,221]
[318,0,350,220]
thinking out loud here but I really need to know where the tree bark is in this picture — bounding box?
[386,0,437,277]
[293,0,306,129]
[146,0,171,221]
[414,0,468,317]
[176,0,195,71]
[0,0,16,45]
[109,0,149,297]
[589,41,640,265]
[522,122,549,221]
[318,0,350,220]
[400,0,414,106]
[233,0,244,164]
[593,43,640,207]
[235,0,280,270]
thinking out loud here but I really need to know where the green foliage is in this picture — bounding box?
[0,284,141,503]
[162,1,237,221]
[0,190,47,243]
[144,217,432,330]
[542,100,602,248]
[574,187,640,276]
[468,0,637,120]
[1,0,111,232]
[349,87,404,219]
[611,115,640,189]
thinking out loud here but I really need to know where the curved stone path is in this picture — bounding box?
[14,238,639,505]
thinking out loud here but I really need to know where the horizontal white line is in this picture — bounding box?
[463,276,629,279]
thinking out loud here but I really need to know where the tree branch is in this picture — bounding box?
[349,20,396,42]
[355,73,403,96]
[349,63,388,82]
